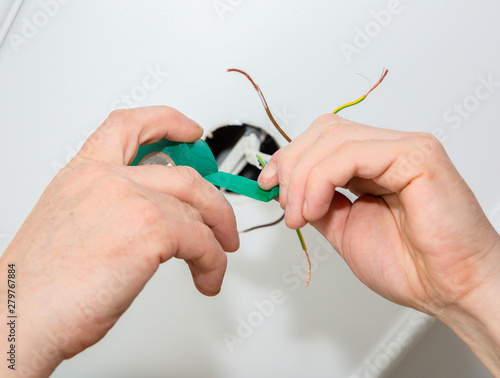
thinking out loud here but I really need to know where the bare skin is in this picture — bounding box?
[0,107,239,377]
[1,109,499,376]
[258,114,500,376]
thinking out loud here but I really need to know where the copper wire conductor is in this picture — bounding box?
[365,68,389,97]
[355,72,373,90]
[227,68,292,143]
[332,68,389,114]
[230,67,390,288]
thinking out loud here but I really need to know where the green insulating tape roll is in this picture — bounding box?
[131,139,219,177]
[131,139,279,203]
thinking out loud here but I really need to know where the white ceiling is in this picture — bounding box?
[0,1,499,377]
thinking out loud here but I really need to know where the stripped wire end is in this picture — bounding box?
[332,68,389,115]
[296,229,311,286]
[227,68,260,92]
[365,68,389,97]
[231,67,390,288]
[305,250,311,287]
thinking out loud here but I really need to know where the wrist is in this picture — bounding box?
[436,241,500,376]
[1,246,64,377]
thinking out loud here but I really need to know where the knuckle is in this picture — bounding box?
[182,201,204,223]
[277,150,286,168]
[108,108,132,123]
[314,113,338,127]
[183,223,217,260]
[267,149,281,166]
[313,113,345,132]
[95,176,138,207]
[337,139,356,153]
[197,223,213,242]
[198,226,224,262]
[317,115,351,139]
[406,132,444,165]
[86,166,140,202]
[126,198,166,230]
[62,161,115,187]
[80,161,115,177]
[161,107,183,124]
[175,166,203,187]
[394,133,445,180]
[213,193,233,215]
[414,132,443,152]
[308,164,323,184]
[101,109,133,135]
[103,176,136,196]
[289,163,310,190]
[277,151,292,181]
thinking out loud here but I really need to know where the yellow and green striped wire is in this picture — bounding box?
[257,154,310,285]
[333,95,367,114]
[333,68,389,115]
[249,68,389,287]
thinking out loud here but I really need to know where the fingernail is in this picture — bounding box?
[259,162,277,184]
[190,118,203,130]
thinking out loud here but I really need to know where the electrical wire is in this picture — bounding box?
[246,150,310,286]
[230,67,389,288]
[238,214,285,234]
[332,68,389,114]
[237,154,285,234]
[355,72,372,89]
[255,154,267,168]
[296,229,310,286]
[227,68,292,143]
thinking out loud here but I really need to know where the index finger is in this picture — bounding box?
[125,164,240,253]
[78,106,204,165]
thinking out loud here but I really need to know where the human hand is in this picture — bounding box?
[0,107,239,377]
[258,114,500,373]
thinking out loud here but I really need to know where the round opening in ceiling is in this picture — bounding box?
[204,124,280,184]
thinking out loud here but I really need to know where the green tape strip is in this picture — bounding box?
[131,139,279,203]
[204,172,279,203]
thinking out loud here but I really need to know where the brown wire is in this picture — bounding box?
[229,68,311,286]
[227,68,292,143]
[239,213,285,234]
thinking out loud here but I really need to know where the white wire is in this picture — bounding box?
[0,0,24,48]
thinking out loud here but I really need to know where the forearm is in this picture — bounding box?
[438,243,500,376]
[1,250,63,378]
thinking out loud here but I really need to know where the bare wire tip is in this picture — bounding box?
[227,68,261,93]
[355,72,373,91]
[305,250,311,287]
[365,68,389,97]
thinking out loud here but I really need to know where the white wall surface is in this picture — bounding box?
[389,321,493,378]
[0,1,499,377]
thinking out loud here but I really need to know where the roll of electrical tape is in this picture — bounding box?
[131,139,279,203]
